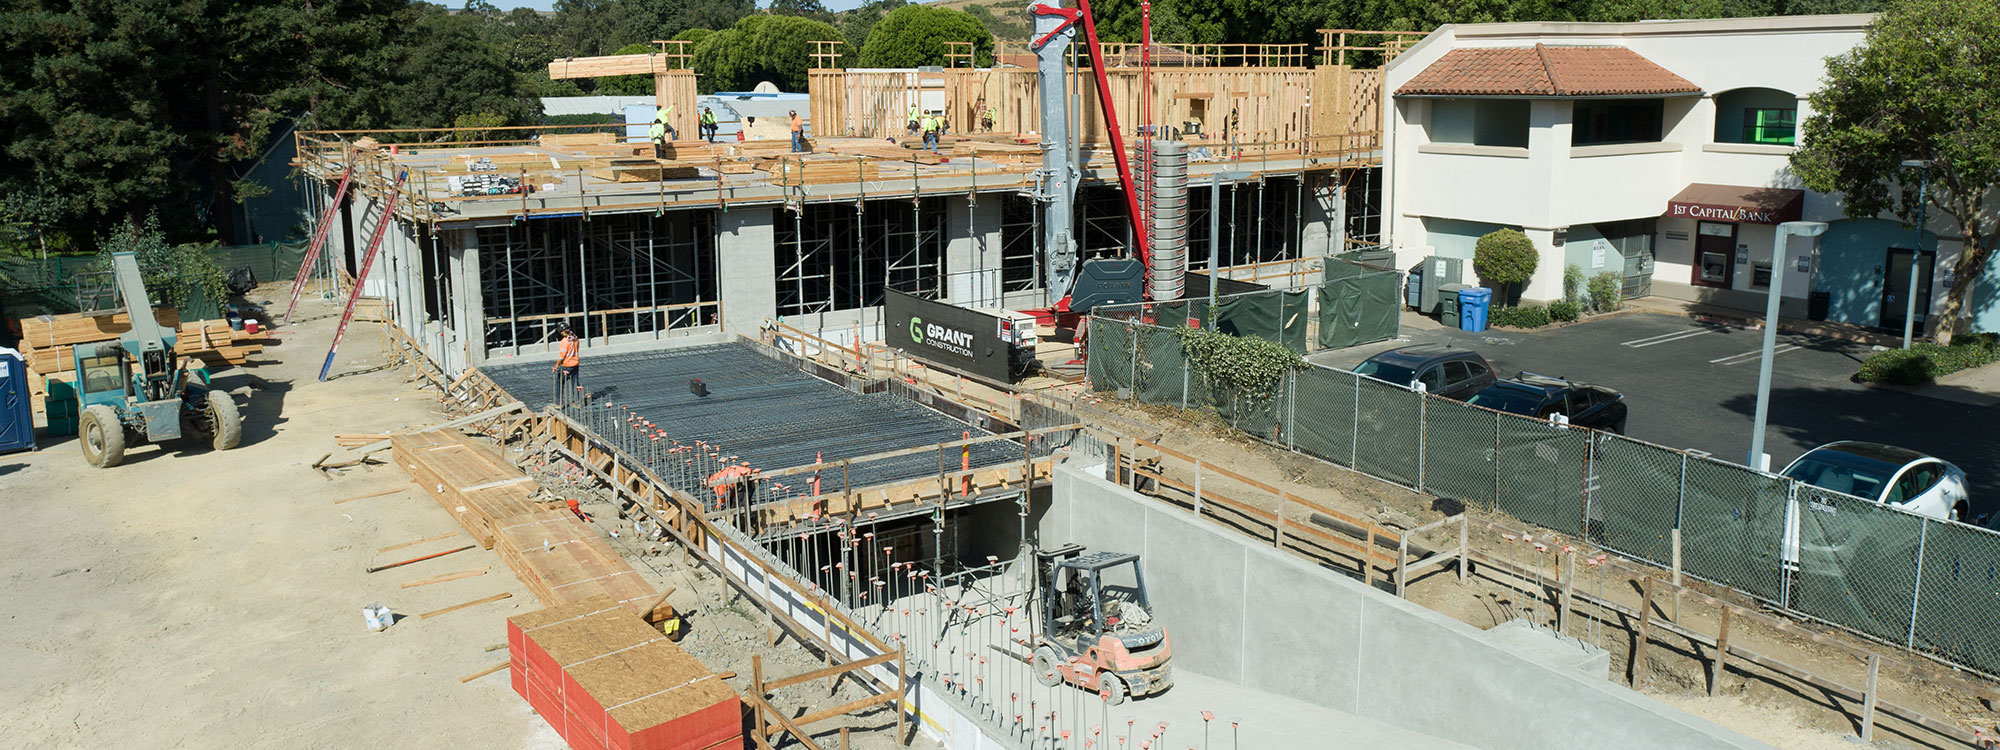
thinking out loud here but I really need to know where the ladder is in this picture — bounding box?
[282,161,355,323]
[318,170,407,382]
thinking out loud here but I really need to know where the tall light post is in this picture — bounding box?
[1748,220,1829,469]
[1899,159,1931,349]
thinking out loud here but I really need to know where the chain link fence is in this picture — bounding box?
[1088,313,2000,680]
[1094,256,1400,356]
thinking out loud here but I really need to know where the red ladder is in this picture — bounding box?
[283,161,356,323]
[319,170,406,382]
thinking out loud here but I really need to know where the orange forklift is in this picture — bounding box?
[1030,544,1173,704]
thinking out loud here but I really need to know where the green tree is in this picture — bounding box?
[694,14,844,92]
[858,6,994,68]
[1473,229,1538,304]
[1792,0,2000,344]
[839,0,908,55]
[771,0,836,25]
[391,7,539,129]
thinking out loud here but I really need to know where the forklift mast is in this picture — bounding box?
[107,251,181,401]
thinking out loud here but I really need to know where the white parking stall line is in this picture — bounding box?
[1711,343,1801,365]
[1621,329,1714,348]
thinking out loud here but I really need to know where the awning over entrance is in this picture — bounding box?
[1664,183,1804,225]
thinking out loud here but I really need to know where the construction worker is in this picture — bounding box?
[552,328,580,403]
[978,97,996,133]
[789,109,804,153]
[649,106,677,158]
[920,112,939,153]
[699,107,717,143]
[907,104,920,137]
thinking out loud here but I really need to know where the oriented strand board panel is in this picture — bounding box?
[496,511,659,621]
[509,597,742,750]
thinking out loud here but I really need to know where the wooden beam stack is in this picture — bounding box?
[390,430,551,549]
[496,511,662,622]
[16,309,267,414]
[509,595,742,750]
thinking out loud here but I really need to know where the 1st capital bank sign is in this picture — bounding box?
[1668,202,1783,224]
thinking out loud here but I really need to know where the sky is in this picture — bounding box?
[478,0,877,13]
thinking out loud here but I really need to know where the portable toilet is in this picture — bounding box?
[0,348,34,454]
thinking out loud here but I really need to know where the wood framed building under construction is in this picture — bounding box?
[292,30,1413,377]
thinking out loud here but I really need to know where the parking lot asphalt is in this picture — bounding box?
[1307,312,2000,516]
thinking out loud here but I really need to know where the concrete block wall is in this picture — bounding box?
[1040,462,1769,750]
[719,207,778,336]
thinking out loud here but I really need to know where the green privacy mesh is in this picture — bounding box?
[1421,397,1500,511]
[1494,414,1588,534]
[1587,435,1686,567]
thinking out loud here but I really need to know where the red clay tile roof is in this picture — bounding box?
[1396,44,1702,97]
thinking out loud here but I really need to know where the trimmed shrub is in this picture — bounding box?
[1490,304,1552,329]
[1564,263,1585,303]
[1856,333,2000,385]
[1587,272,1623,313]
[1548,299,1582,322]
[1474,229,1538,303]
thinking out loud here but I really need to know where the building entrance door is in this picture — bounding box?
[1880,248,1935,332]
[1692,221,1735,288]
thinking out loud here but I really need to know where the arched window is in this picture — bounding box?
[1713,88,1798,145]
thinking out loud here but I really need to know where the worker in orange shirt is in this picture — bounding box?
[789,109,805,153]
[552,328,580,404]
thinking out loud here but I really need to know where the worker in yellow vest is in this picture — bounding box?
[699,107,717,142]
[907,105,920,137]
[920,112,939,153]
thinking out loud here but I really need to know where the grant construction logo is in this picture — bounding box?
[908,316,974,357]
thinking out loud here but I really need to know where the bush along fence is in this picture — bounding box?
[1087,314,2000,682]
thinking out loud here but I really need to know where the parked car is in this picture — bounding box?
[1781,441,1969,522]
[1466,373,1628,433]
[1351,345,1495,401]
[1780,441,1971,569]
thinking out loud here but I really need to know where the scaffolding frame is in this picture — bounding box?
[775,198,948,317]
[479,212,719,353]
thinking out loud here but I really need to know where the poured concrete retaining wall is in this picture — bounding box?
[1042,462,1768,750]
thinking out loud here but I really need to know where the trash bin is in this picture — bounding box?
[1459,287,1493,333]
[1406,262,1425,309]
[1808,290,1830,321]
[1439,283,1469,329]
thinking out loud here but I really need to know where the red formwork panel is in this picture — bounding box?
[508,596,744,750]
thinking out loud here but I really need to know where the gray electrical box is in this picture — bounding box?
[1407,255,1464,314]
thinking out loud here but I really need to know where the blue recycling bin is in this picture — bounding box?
[1459,287,1493,333]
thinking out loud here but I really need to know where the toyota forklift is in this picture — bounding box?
[74,252,242,468]
[1030,543,1173,704]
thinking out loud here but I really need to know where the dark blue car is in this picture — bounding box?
[1467,372,1628,433]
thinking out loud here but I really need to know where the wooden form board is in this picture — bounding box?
[496,511,661,622]
[809,66,1382,147]
[391,431,550,549]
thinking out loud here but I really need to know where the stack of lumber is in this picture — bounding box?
[17,309,265,413]
[391,430,549,549]
[772,156,881,187]
[589,160,704,183]
[16,309,180,374]
[509,596,742,750]
[542,132,617,148]
[497,511,661,622]
[175,320,267,367]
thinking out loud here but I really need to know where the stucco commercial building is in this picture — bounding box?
[1382,15,1996,334]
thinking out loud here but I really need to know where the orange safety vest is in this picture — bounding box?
[557,337,580,367]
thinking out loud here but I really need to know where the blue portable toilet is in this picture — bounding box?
[0,349,34,454]
[1459,287,1493,333]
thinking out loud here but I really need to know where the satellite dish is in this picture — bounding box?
[752,81,781,94]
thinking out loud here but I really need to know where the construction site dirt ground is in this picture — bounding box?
[1053,391,2000,750]
[0,288,916,750]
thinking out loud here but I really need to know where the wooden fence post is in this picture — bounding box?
[1861,654,1880,743]
[1631,578,1656,687]
[1711,606,1731,697]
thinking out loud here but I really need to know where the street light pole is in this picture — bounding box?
[1748,220,1829,469]
[1900,159,1931,349]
